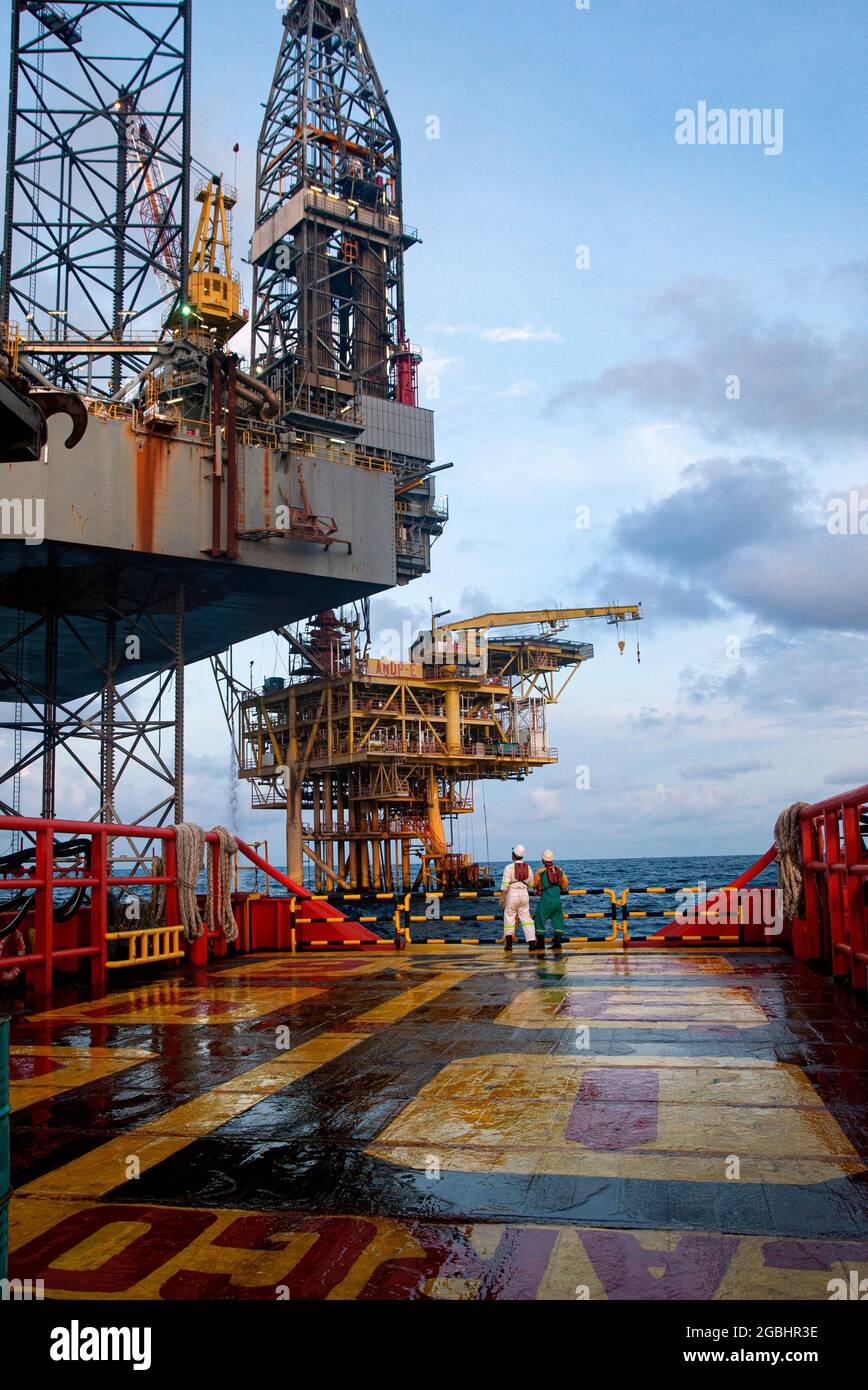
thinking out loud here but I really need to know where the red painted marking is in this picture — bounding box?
[10,1205,216,1294]
[160,1214,378,1300]
[9,1054,65,1079]
[566,1068,659,1149]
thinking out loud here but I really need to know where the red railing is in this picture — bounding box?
[797,785,868,991]
[0,816,351,992]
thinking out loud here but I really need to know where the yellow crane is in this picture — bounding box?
[435,605,642,636]
[182,176,248,344]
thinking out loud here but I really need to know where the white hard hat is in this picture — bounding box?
[512,844,526,859]
[542,850,555,863]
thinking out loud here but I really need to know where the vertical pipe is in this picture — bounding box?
[100,616,116,825]
[165,831,180,931]
[174,582,185,824]
[35,824,52,995]
[179,0,192,313]
[41,612,58,820]
[112,102,128,395]
[226,359,239,560]
[1,2,21,323]
[90,830,108,992]
[401,839,411,895]
[211,354,223,556]
[312,780,321,892]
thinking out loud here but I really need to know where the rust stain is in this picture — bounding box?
[134,431,169,553]
[261,445,271,530]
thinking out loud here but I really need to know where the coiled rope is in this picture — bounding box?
[775,802,808,920]
[175,822,206,942]
[207,825,239,943]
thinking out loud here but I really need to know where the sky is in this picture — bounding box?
[2,0,867,861]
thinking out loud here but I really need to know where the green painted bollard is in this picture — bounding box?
[0,1015,9,1282]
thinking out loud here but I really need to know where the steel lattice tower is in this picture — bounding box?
[1,0,191,397]
[252,0,419,419]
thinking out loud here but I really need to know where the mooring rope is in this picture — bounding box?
[206,825,239,943]
[175,822,206,942]
[774,802,808,921]
[150,855,165,927]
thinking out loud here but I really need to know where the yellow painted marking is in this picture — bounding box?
[18,1032,365,1201]
[354,972,465,1025]
[9,1046,156,1111]
[496,985,766,1030]
[367,1053,865,1186]
[29,982,323,1026]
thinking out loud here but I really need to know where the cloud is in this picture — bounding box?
[678,631,868,720]
[610,455,868,633]
[426,322,563,345]
[823,766,868,788]
[629,706,707,735]
[546,275,868,444]
[528,787,565,821]
[481,324,563,344]
[500,379,540,398]
[681,759,773,781]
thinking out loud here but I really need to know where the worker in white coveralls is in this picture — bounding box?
[500,845,538,953]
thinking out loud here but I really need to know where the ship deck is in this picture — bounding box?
[6,944,868,1300]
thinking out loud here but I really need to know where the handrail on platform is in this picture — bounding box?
[797,785,868,991]
[0,816,342,993]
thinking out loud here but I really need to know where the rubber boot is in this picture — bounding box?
[535,935,546,953]
[552,932,563,954]
[504,934,513,953]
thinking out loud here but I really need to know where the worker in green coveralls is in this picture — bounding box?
[533,851,569,953]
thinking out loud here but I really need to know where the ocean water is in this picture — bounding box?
[232,852,778,942]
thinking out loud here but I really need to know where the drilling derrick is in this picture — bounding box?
[252,0,443,580]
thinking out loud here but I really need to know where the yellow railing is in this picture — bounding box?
[106,925,186,970]
[0,321,21,373]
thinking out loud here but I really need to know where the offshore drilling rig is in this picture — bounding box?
[215,605,642,893]
[0,0,445,855]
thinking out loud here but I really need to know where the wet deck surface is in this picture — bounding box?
[6,945,868,1299]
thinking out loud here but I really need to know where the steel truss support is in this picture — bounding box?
[0,573,185,867]
[1,0,192,397]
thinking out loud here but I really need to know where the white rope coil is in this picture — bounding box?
[175,822,206,942]
[775,802,808,921]
[207,825,239,943]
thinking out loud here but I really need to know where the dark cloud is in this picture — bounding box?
[614,456,803,571]
[629,706,707,736]
[547,276,868,445]
[609,455,868,634]
[823,766,868,787]
[679,631,868,720]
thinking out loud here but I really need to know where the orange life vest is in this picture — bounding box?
[513,861,529,883]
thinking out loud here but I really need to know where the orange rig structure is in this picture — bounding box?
[213,604,642,894]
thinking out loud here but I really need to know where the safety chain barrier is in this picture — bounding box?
[286,883,756,950]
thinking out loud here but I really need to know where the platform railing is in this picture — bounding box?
[0,817,339,990]
[798,785,868,991]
